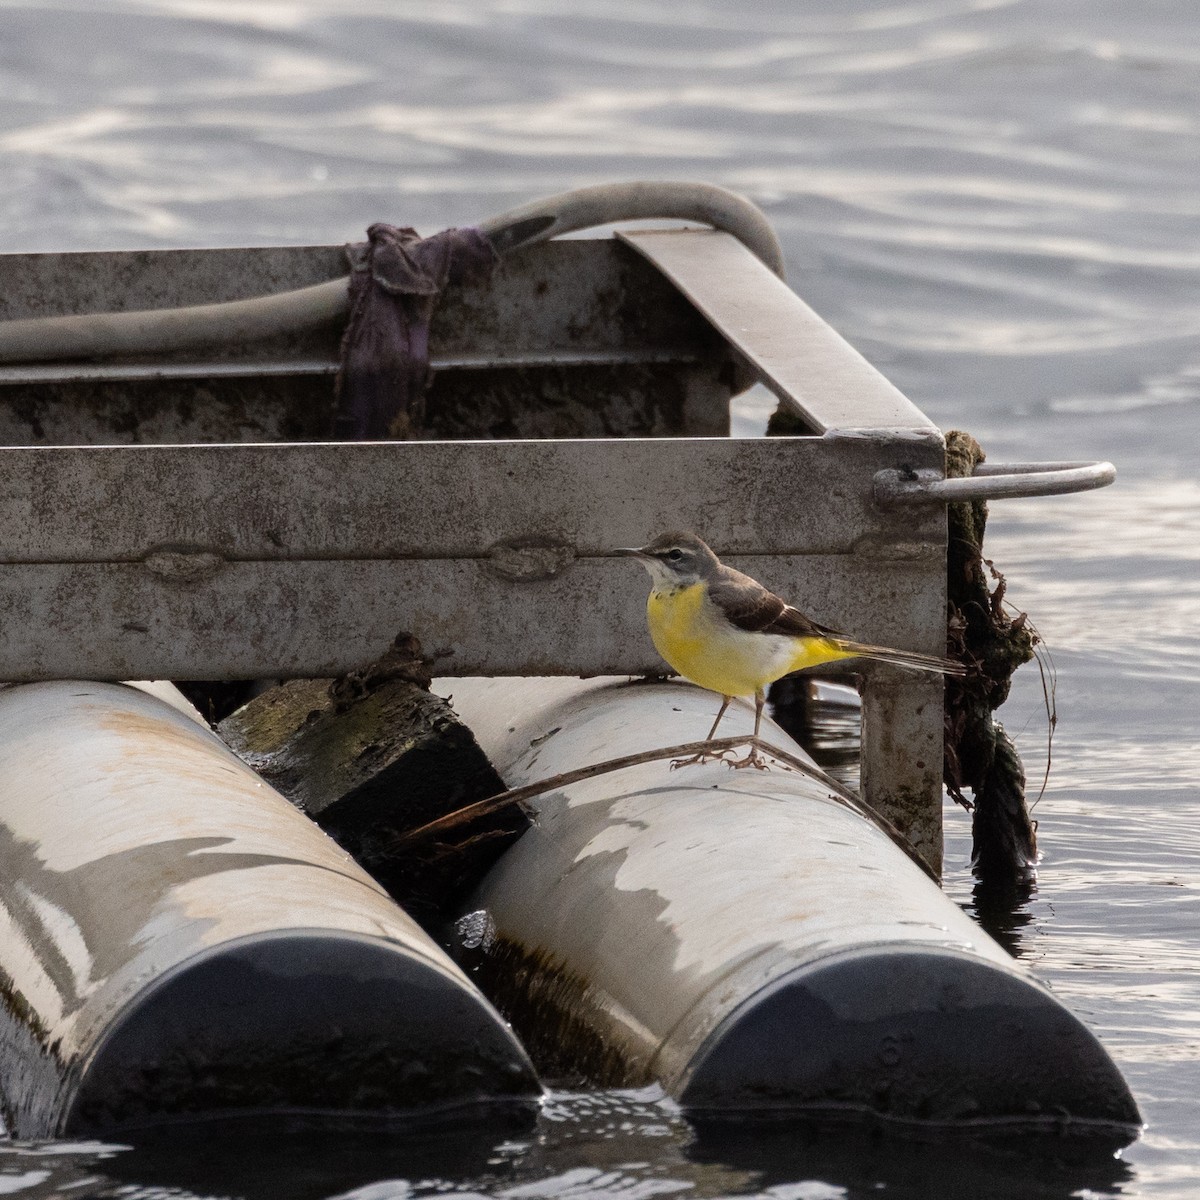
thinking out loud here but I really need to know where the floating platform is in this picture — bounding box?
[0,181,1131,1134]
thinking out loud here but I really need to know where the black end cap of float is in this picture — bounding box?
[61,932,539,1136]
[678,947,1141,1137]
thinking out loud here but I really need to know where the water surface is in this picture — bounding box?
[0,0,1197,1195]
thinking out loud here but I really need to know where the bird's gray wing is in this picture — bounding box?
[709,568,840,638]
[764,603,843,640]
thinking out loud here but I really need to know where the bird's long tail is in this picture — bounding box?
[830,640,968,677]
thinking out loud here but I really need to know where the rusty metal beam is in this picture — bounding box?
[0,239,724,446]
[0,553,943,683]
[620,229,938,434]
[0,436,942,563]
[0,241,709,374]
[0,435,944,682]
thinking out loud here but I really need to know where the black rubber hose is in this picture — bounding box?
[0,181,784,364]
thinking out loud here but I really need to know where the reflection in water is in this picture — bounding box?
[966,870,1039,960]
[0,1093,1140,1200]
[688,1119,1135,1200]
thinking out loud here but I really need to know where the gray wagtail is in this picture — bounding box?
[615,531,966,768]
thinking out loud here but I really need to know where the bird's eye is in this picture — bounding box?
[667,548,683,562]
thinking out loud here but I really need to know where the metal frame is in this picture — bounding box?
[0,229,957,867]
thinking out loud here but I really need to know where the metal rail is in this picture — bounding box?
[875,460,1116,507]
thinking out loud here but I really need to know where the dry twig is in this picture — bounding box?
[386,734,937,881]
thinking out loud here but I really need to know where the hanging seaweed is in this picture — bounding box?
[942,430,1040,880]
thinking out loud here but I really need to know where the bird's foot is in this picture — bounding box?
[723,746,771,771]
[670,747,734,770]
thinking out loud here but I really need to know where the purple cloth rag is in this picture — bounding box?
[333,223,498,440]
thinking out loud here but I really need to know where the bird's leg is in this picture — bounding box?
[671,695,734,769]
[725,688,770,770]
[706,695,732,740]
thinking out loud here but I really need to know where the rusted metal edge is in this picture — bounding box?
[0,435,944,563]
[0,554,945,682]
[0,347,704,387]
[618,229,938,435]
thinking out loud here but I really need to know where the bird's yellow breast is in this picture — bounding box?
[646,582,848,697]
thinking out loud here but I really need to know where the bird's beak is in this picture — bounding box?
[612,546,648,559]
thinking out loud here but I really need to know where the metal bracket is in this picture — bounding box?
[874,460,1116,507]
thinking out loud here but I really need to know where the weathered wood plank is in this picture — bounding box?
[0,554,944,681]
[217,670,527,920]
[620,229,938,434]
[0,436,943,563]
